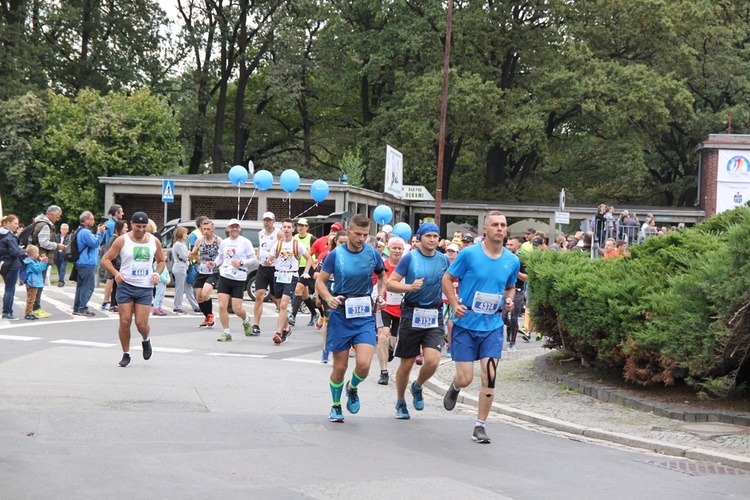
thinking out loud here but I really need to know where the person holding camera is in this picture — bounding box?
[72,211,106,316]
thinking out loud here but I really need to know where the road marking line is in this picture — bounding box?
[50,339,118,347]
[206,353,266,358]
[131,346,193,353]
[284,358,324,365]
[0,334,42,341]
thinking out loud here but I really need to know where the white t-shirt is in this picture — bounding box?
[257,228,280,264]
[215,236,257,282]
[269,238,308,273]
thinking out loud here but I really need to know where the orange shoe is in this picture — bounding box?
[199,313,215,329]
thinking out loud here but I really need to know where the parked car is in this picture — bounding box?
[160,218,276,301]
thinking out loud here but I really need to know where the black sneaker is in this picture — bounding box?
[251,325,261,336]
[142,340,152,360]
[378,371,389,385]
[388,344,395,362]
[287,312,296,326]
[119,353,131,367]
[520,330,531,342]
[443,383,460,411]
[281,327,292,343]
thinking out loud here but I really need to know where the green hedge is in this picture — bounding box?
[524,207,750,397]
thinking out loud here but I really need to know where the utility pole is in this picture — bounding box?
[435,0,454,229]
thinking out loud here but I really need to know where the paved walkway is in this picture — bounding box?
[427,347,750,471]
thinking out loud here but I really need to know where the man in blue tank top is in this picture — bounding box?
[387,222,449,419]
[441,211,520,443]
[316,214,386,423]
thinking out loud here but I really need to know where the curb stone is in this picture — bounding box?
[532,353,750,427]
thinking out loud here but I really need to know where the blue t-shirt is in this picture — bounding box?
[447,244,520,332]
[103,218,116,246]
[394,250,450,309]
[321,244,384,296]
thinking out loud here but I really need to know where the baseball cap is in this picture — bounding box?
[297,218,308,226]
[447,243,460,252]
[131,211,148,224]
[262,211,275,220]
[382,224,393,233]
[416,222,439,238]
[532,237,543,246]
[525,227,536,234]
[227,218,241,227]
[451,237,462,245]
[330,222,344,232]
[462,234,474,242]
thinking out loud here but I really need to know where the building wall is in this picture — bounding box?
[190,196,259,221]
[700,148,719,217]
[117,195,181,227]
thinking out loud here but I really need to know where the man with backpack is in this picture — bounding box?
[72,211,106,316]
[263,218,313,344]
[18,206,65,318]
[101,204,124,311]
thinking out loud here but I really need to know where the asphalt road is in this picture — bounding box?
[1,285,749,499]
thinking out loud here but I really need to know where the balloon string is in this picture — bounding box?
[237,186,241,219]
[291,203,319,219]
[240,188,257,220]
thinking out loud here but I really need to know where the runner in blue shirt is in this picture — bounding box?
[316,214,387,423]
[441,211,520,443]
[387,222,449,419]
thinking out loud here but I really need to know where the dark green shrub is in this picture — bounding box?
[526,206,750,396]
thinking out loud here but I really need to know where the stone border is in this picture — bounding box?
[532,352,750,427]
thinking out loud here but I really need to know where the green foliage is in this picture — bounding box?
[339,150,364,187]
[527,207,750,396]
[0,92,50,221]
[31,89,181,223]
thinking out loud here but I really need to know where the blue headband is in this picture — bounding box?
[416,222,440,238]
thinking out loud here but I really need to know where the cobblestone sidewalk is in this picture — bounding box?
[426,347,750,471]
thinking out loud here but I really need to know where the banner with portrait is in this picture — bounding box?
[716,150,750,214]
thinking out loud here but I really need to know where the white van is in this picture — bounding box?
[160,218,276,300]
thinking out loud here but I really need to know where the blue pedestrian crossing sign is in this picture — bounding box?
[162,179,175,203]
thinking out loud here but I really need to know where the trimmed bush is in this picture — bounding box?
[525,207,750,397]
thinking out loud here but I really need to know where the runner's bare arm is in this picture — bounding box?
[101,235,125,279]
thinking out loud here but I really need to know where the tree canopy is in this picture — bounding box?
[2,0,749,222]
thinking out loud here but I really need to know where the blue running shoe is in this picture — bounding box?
[395,401,410,419]
[411,381,424,411]
[329,405,345,423]
[345,381,360,414]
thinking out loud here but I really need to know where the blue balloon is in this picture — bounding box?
[252,170,273,191]
[310,179,329,203]
[280,169,301,193]
[372,205,393,225]
[228,165,248,186]
[392,222,412,242]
